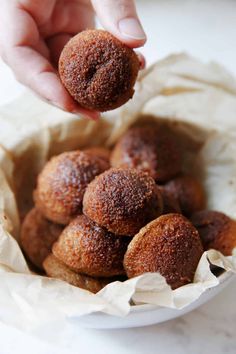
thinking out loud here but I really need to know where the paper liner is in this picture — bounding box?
[0,54,236,328]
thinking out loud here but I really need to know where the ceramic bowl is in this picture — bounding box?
[75,272,234,329]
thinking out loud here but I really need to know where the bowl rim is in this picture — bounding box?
[129,270,234,313]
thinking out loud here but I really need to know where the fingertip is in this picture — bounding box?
[63,96,101,120]
[92,0,147,48]
[52,100,101,121]
[70,108,101,121]
[117,17,147,48]
[85,111,101,121]
[136,52,146,70]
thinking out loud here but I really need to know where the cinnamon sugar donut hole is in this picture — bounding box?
[34,151,108,225]
[83,168,163,236]
[43,254,110,293]
[164,175,205,216]
[190,210,236,256]
[124,214,203,289]
[110,124,183,182]
[20,208,63,270]
[52,215,129,277]
[59,30,140,111]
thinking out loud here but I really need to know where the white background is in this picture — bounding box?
[0,0,236,353]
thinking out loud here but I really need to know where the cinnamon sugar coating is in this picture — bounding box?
[34,151,108,225]
[20,208,63,270]
[59,30,140,111]
[83,168,163,236]
[43,254,110,293]
[110,124,183,182]
[190,210,236,256]
[124,214,203,289]
[52,215,129,277]
[164,175,205,216]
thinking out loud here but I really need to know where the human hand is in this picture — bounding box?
[0,0,146,120]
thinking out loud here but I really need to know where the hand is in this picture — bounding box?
[0,0,146,120]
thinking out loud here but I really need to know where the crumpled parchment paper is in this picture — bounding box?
[0,54,236,330]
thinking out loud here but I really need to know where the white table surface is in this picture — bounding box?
[0,0,236,353]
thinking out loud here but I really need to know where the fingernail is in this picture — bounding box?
[118,17,146,40]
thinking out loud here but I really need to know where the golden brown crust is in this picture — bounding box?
[20,208,63,270]
[110,124,183,182]
[59,30,140,112]
[83,168,163,236]
[43,254,109,293]
[34,151,108,225]
[52,215,130,277]
[164,175,205,216]
[124,214,203,289]
[190,210,236,256]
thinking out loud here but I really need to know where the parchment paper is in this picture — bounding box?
[0,54,236,330]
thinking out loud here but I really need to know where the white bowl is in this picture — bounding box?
[74,272,235,329]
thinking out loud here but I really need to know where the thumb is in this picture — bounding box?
[91,0,146,48]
